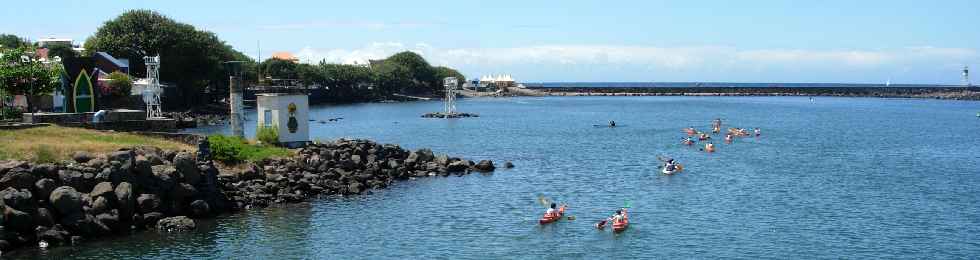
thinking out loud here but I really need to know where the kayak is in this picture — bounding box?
[539,206,566,225]
[612,219,629,232]
[662,164,683,175]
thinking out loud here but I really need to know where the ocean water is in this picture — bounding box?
[20,96,980,259]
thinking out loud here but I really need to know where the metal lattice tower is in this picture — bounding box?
[444,77,458,115]
[142,56,164,119]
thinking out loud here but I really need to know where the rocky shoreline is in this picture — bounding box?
[0,139,500,253]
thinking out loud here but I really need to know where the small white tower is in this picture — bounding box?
[142,56,163,119]
[964,66,971,87]
[443,77,458,116]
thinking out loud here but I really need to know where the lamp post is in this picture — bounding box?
[225,61,245,138]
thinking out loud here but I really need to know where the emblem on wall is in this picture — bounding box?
[287,103,298,133]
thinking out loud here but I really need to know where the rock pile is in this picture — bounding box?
[219,139,495,209]
[0,146,228,251]
[0,139,497,252]
[421,112,480,118]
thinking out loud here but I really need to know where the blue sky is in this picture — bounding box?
[2,0,978,84]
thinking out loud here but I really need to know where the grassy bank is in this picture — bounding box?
[0,125,194,162]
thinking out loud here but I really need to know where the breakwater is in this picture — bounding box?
[0,139,497,253]
[530,85,980,100]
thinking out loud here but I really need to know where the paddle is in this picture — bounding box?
[596,200,631,229]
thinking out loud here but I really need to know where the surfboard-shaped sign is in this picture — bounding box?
[74,69,95,112]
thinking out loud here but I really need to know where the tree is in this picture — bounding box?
[0,47,63,114]
[373,62,411,97]
[0,34,27,49]
[104,71,132,97]
[261,58,300,80]
[45,43,77,60]
[383,51,437,93]
[85,10,249,109]
[433,66,466,86]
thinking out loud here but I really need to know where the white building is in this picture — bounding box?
[479,74,516,89]
[256,93,309,147]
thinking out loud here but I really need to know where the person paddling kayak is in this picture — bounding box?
[540,203,566,224]
[705,142,716,153]
[596,208,629,231]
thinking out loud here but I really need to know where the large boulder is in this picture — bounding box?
[189,200,210,217]
[72,151,94,163]
[50,186,83,215]
[3,206,33,232]
[0,171,36,190]
[474,160,496,172]
[108,150,132,163]
[0,160,28,175]
[89,182,115,199]
[35,207,56,227]
[34,178,57,202]
[142,212,165,228]
[89,196,111,215]
[136,194,161,214]
[447,161,469,172]
[114,182,135,220]
[173,152,199,184]
[151,165,178,192]
[31,164,60,179]
[156,216,196,232]
[434,154,449,166]
[0,187,33,211]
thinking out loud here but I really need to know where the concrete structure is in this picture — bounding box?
[256,93,309,146]
[225,61,245,138]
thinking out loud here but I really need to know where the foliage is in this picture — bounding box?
[434,66,466,85]
[0,106,23,120]
[45,43,77,60]
[0,47,63,113]
[261,58,300,80]
[104,71,132,97]
[0,34,27,49]
[208,134,290,164]
[256,125,279,145]
[85,10,253,109]
[382,51,437,93]
[372,62,411,97]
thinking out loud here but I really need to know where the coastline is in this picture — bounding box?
[0,131,501,254]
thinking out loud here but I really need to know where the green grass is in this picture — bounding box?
[0,125,193,162]
[208,134,290,164]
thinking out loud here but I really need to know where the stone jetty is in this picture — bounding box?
[0,139,495,252]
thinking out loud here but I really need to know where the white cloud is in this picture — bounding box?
[260,20,436,31]
[292,43,977,82]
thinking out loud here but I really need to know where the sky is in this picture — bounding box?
[2,0,978,84]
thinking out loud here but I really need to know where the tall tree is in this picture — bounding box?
[85,10,250,109]
[0,34,27,49]
[0,47,63,114]
[433,66,466,86]
[45,43,77,60]
[383,51,437,93]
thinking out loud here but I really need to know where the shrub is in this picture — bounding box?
[1,106,23,120]
[104,71,132,97]
[208,134,289,164]
[256,125,279,145]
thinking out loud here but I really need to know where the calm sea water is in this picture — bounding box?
[19,96,980,259]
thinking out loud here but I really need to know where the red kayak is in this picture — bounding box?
[612,211,629,232]
[612,219,629,232]
[539,206,566,225]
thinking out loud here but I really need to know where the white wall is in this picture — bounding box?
[256,94,309,144]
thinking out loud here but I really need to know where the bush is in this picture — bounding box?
[256,125,279,145]
[104,71,132,97]
[1,107,23,120]
[208,134,289,164]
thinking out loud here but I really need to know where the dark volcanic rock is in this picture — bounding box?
[157,216,195,232]
[50,186,83,215]
[72,151,94,164]
[0,171,36,190]
[136,194,161,214]
[474,160,496,172]
[114,182,135,220]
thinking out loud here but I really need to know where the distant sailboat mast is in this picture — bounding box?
[885,79,891,87]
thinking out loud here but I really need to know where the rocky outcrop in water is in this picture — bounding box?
[220,139,494,209]
[0,139,495,252]
[421,112,480,118]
